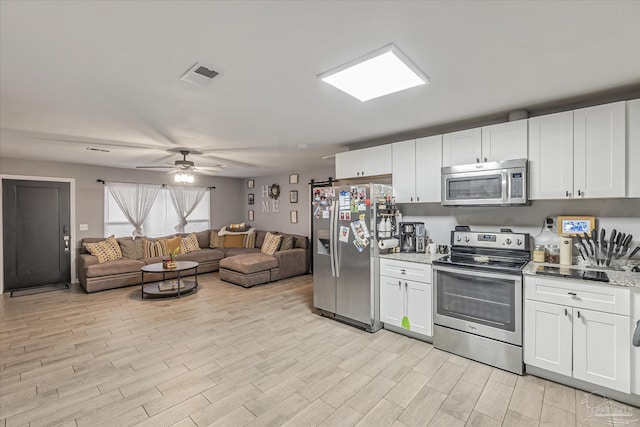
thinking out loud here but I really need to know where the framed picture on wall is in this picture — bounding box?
[248,193,255,205]
[289,174,299,184]
[247,179,255,189]
[289,190,298,203]
[248,210,254,221]
[290,210,298,223]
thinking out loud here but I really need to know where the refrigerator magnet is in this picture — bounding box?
[339,226,349,242]
[322,209,330,219]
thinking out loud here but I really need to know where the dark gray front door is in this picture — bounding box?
[3,180,71,292]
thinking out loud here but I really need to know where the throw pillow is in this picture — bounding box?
[165,236,182,255]
[223,234,245,248]
[181,233,200,254]
[209,230,221,248]
[280,235,294,251]
[261,232,283,256]
[144,239,169,258]
[119,239,144,260]
[243,231,256,248]
[84,235,123,263]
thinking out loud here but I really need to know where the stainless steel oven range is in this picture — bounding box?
[432,229,531,374]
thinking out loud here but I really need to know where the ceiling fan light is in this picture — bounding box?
[174,170,194,184]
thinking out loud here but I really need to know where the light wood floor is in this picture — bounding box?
[1,273,638,427]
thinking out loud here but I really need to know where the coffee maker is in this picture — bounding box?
[415,223,426,253]
[400,222,424,253]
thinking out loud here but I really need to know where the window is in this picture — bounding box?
[104,188,210,237]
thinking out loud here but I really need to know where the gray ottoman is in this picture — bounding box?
[219,253,279,287]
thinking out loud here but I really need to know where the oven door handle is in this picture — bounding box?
[433,264,522,282]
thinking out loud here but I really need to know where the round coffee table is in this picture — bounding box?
[140,261,199,299]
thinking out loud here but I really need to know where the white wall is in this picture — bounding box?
[400,199,640,252]
[242,166,335,236]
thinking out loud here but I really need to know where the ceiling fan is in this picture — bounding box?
[136,149,226,182]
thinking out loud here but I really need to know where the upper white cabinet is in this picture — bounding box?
[529,101,626,199]
[574,101,626,198]
[442,120,527,167]
[528,111,575,199]
[335,145,392,179]
[392,135,442,203]
[627,99,640,197]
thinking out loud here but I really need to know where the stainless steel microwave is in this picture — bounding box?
[441,158,528,206]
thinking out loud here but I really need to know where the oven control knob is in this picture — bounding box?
[456,236,462,242]
[516,239,522,246]
[505,238,512,245]
[464,236,470,243]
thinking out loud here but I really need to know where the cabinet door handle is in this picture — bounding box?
[564,308,568,316]
[361,171,365,176]
[577,310,581,319]
[410,197,413,202]
[416,197,419,202]
[398,280,401,288]
[476,157,480,163]
[578,190,582,197]
[484,157,487,162]
[568,292,577,296]
[404,281,408,289]
[400,269,406,274]
[565,190,569,197]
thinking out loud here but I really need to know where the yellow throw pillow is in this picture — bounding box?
[143,239,169,259]
[180,233,200,254]
[165,236,182,255]
[261,232,283,256]
[84,235,123,263]
[223,234,245,248]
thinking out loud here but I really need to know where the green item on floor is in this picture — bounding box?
[401,316,410,330]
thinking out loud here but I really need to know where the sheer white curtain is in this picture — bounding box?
[167,185,209,233]
[105,182,162,237]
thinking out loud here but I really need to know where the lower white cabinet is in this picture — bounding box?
[380,258,432,337]
[524,277,630,393]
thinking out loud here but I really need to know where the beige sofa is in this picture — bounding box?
[77,229,309,293]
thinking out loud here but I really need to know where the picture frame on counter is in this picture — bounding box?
[290,190,298,203]
[557,216,595,236]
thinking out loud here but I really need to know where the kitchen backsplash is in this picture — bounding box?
[399,199,640,254]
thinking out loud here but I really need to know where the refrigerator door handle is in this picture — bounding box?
[329,204,336,277]
[334,204,341,277]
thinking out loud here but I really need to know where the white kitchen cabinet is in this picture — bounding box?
[627,99,640,197]
[573,101,626,198]
[442,120,527,167]
[524,276,630,393]
[392,135,442,203]
[529,101,626,199]
[335,145,392,179]
[379,258,432,337]
[528,111,574,199]
[442,128,482,167]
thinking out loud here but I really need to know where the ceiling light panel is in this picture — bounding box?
[319,44,429,102]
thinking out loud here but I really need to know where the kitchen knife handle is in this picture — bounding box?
[628,246,640,259]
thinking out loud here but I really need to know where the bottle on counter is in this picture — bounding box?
[534,217,560,263]
[559,235,572,265]
[533,245,546,262]
[546,244,560,264]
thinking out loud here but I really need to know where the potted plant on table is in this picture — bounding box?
[162,247,180,269]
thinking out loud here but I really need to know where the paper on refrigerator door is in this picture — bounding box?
[339,226,349,243]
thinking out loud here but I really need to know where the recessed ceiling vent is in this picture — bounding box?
[180,62,219,86]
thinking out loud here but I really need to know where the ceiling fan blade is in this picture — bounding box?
[200,155,257,168]
[195,166,223,172]
[135,165,175,169]
[167,169,179,175]
[194,169,218,176]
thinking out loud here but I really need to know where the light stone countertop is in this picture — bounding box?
[523,260,640,288]
[379,252,446,265]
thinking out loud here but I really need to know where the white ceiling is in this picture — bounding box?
[1,1,639,178]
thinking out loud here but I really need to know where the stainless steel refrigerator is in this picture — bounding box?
[312,183,392,332]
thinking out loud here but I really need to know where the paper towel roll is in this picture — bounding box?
[378,238,399,249]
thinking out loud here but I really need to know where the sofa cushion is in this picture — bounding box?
[209,230,221,248]
[279,235,294,251]
[144,239,169,258]
[85,258,145,278]
[244,231,256,248]
[223,234,244,248]
[224,248,261,257]
[255,230,267,248]
[119,239,144,260]
[165,236,182,255]
[180,233,200,254]
[195,230,210,249]
[261,232,282,255]
[220,253,278,274]
[84,236,123,263]
[176,248,225,263]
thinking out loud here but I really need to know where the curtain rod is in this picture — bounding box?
[96,179,215,189]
